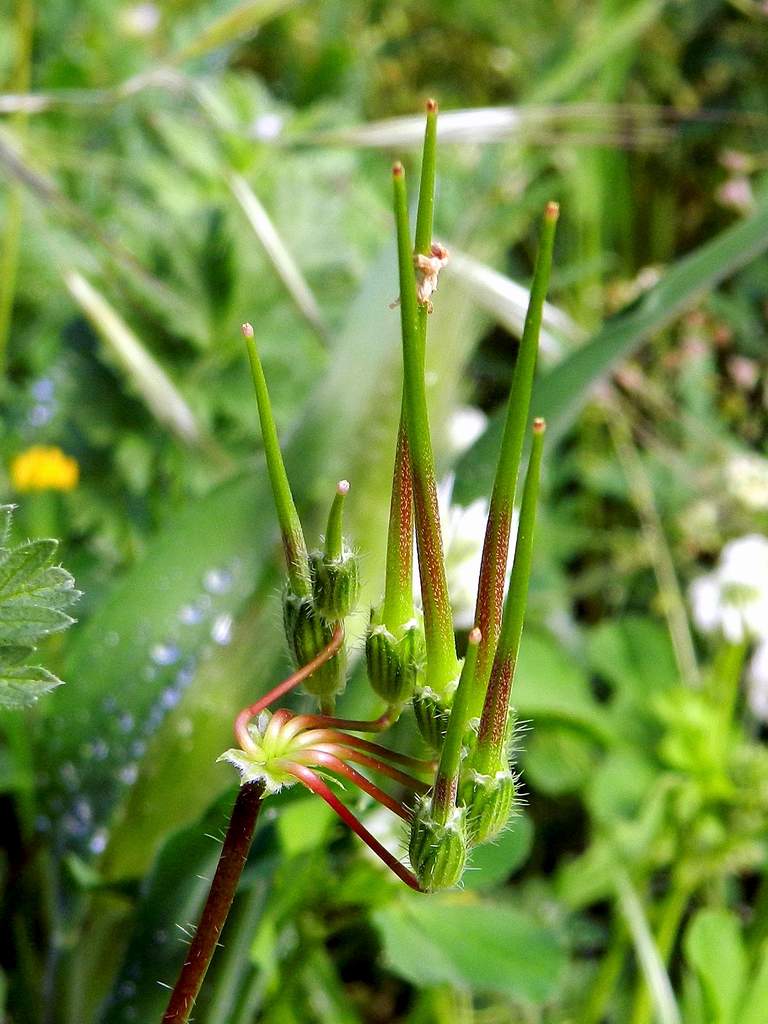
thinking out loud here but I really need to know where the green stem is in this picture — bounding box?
[324,480,348,561]
[432,628,481,823]
[382,406,415,630]
[468,203,558,721]
[712,640,747,740]
[475,419,545,774]
[0,0,34,375]
[243,325,311,596]
[583,915,628,1024]
[393,164,459,696]
[629,878,690,1024]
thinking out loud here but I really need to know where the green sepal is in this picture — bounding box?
[365,612,424,706]
[408,797,468,892]
[310,548,360,621]
[462,769,518,845]
[412,687,453,752]
[282,591,346,704]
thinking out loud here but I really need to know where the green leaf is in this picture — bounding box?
[684,909,747,1024]
[456,194,768,503]
[374,895,565,1002]
[524,724,596,795]
[512,629,613,746]
[464,812,534,889]
[587,615,678,700]
[0,664,62,707]
[739,939,768,1024]
[0,509,78,708]
[0,645,34,668]
[0,602,75,644]
[0,539,58,597]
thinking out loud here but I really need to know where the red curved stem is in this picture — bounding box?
[288,763,422,891]
[310,743,430,794]
[234,623,344,748]
[283,709,395,739]
[293,749,411,820]
[311,733,434,770]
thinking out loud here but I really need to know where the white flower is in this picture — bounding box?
[414,475,517,629]
[747,641,768,722]
[119,3,160,36]
[726,453,768,511]
[690,534,768,643]
[252,112,284,142]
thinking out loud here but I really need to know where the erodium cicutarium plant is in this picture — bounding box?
[162,100,558,1023]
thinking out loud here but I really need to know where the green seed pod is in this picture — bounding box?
[283,591,346,703]
[408,799,468,891]
[365,617,424,705]
[310,548,360,621]
[412,688,452,751]
[463,769,517,845]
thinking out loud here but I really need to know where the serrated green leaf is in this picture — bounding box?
[0,506,13,547]
[0,664,63,707]
[0,603,75,643]
[0,645,34,668]
[0,539,58,598]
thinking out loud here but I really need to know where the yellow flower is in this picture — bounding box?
[10,446,79,493]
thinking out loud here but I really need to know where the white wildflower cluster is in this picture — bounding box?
[726,452,768,511]
[689,534,768,721]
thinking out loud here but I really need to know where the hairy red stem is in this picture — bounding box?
[161,781,265,1024]
[288,763,422,891]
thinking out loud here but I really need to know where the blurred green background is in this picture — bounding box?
[2,0,768,1021]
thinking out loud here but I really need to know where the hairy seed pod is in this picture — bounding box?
[365,619,424,705]
[412,688,452,751]
[283,591,346,701]
[408,800,468,891]
[463,769,517,845]
[310,548,360,621]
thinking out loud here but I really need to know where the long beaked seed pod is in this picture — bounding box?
[243,324,312,597]
[474,419,546,775]
[468,204,558,723]
[408,798,468,892]
[393,162,460,699]
[310,480,360,621]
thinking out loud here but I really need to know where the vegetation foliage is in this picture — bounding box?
[1,1,768,1022]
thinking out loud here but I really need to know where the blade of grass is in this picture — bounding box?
[0,0,34,376]
[446,248,585,364]
[63,271,202,446]
[169,0,301,64]
[615,871,681,1024]
[229,173,327,344]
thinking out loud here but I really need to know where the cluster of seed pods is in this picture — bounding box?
[220,100,558,894]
